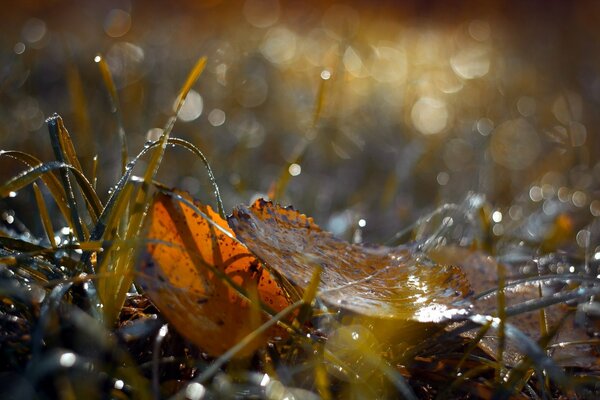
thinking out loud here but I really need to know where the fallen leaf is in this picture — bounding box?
[137,191,291,357]
[228,199,471,322]
[430,246,600,369]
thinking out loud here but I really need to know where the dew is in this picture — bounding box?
[106,42,145,87]
[517,96,536,117]
[94,55,102,63]
[325,324,380,381]
[146,128,163,142]
[22,18,47,44]
[491,118,541,170]
[558,187,571,203]
[576,230,591,248]
[358,219,366,228]
[8,191,17,198]
[260,27,297,64]
[243,0,280,28]
[14,42,25,54]
[177,90,203,122]
[492,211,502,223]
[450,45,490,79]
[287,163,301,177]
[104,9,131,38]
[572,190,588,207]
[468,20,491,42]
[114,380,124,390]
[59,352,76,368]
[208,109,226,127]
[260,374,270,387]
[158,324,169,338]
[509,205,523,220]
[185,382,206,400]
[529,186,543,202]
[320,69,331,80]
[437,171,450,186]
[411,97,448,135]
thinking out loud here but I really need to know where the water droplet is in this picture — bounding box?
[411,97,448,135]
[185,382,206,400]
[8,191,17,198]
[14,42,25,55]
[158,324,169,338]
[437,171,450,186]
[288,163,301,177]
[94,55,102,63]
[320,69,332,80]
[572,191,588,207]
[260,374,270,387]
[358,219,366,228]
[114,380,124,390]
[208,109,226,127]
[492,211,502,223]
[177,90,203,122]
[59,352,76,368]
[104,9,131,38]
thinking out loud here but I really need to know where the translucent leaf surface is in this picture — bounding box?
[228,199,471,322]
[137,192,290,357]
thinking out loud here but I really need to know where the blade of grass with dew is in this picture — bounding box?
[88,136,223,243]
[46,114,84,241]
[54,114,84,174]
[95,54,128,175]
[270,71,328,201]
[33,183,57,249]
[91,154,98,190]
[97,57,206,324]
[0,150,73,230]
[0,161,101,228]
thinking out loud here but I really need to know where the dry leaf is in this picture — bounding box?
[228,199,471,322]
[137,191,290,357]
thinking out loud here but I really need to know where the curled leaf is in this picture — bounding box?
[228,199,471,322]
[137,192,290,357]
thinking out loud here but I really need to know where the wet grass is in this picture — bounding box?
[1,57,600,400]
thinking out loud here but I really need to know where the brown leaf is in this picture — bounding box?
[228,199,472,322]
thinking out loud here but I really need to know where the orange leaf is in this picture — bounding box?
[137,191,290,357]
[228,199,471,322]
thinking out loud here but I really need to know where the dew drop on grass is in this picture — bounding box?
[185,382,206,400]
[59,352,76,368]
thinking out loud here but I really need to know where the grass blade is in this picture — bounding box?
[97,57,207,324]
[46,114,85,242]
[33,183,57,249]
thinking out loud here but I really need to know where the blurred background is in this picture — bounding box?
[2,0,600,248]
